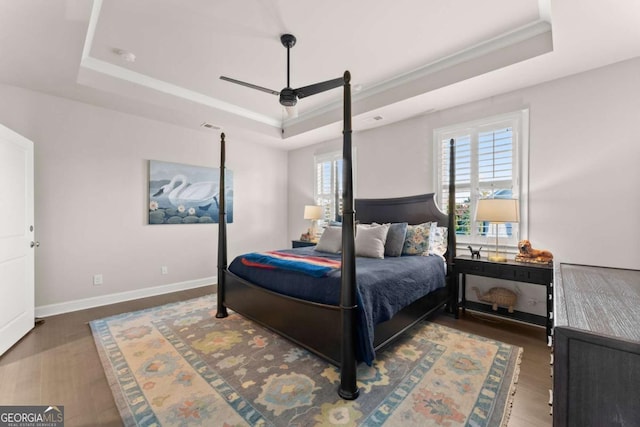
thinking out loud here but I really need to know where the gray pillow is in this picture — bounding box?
[384,222,408,257]
[355,223,390,259]
[315,226,342,253]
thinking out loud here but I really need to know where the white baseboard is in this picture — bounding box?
[35,276,216,318]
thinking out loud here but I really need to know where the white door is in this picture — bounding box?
[0,124,34,356]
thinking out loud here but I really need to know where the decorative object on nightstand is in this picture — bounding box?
[467,245,482,259]
[471,286,517,313]
[303,205,322,242]
[474,198,519,262]
[515,239,553,265]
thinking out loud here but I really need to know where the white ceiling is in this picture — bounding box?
[1,0,639,149]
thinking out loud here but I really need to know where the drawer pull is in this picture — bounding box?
[548,336,553,347]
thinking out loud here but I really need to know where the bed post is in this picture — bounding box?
[216,132,228,318]
[338,70,359,400]
[447,138,457,318]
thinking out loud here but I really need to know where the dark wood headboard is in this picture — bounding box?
[354,193,448,226]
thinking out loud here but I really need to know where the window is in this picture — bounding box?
[434,110,528,248]
[314,150,356,226]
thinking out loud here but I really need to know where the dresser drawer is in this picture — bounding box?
[499,266,551,284]
[455,259,498,276]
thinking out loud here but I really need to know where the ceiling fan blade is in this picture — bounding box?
[220,76,280,95]
[294,76,345,99]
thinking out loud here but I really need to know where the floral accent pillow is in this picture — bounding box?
[428,222,448,259]
[402,222,433,255]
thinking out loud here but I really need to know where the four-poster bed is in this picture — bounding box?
[215,71,457,400]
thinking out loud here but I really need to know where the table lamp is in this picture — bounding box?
[475,198,519,262]
[303,205,323,241]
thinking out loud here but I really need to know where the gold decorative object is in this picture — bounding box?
[472,286,517,313]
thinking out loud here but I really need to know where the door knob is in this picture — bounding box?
[30,241,40,248]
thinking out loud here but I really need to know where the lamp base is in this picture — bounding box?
[488,253,508,262]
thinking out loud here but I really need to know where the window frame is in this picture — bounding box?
[434,110,529,250]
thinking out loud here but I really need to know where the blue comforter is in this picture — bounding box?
[228,246,446,364]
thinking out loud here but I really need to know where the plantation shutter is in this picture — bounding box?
[315,152,344,224]
[436,111,527,247]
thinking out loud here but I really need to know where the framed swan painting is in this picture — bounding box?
[148,160,233,225]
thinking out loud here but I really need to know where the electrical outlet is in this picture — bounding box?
[161,266,168,275]
[93,274,103,286]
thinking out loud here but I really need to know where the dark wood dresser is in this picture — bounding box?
[552,263,640,426]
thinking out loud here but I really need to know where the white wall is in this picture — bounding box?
[0,84,289,312]
[3,56,637,316]
[289,57,640,314]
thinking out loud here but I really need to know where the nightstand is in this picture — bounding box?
[454,255,553,339]
[292,240,316,248]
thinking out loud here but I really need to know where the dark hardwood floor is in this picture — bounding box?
[0,287,551,426]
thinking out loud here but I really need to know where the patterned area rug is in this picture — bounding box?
[90,294,521,426]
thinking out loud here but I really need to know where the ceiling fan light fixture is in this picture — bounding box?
[284,105,298,118]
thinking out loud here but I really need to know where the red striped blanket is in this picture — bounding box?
[240,251,341,277]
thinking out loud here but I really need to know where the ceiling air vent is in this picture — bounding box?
[200,122,222,130]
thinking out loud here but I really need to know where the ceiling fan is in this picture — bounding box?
[220,34,344,117]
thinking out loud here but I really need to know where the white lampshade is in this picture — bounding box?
[303,205,323,220]
[475,198,519,223]
[475,198,519,262]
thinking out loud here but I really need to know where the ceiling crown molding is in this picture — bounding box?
[80,0,552,140]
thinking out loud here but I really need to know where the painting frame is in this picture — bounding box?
[148,160,233,225]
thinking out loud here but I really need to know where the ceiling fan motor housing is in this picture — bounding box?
[279,87,297,106]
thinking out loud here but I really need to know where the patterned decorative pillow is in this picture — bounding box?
[428,222,448,258]
[402,222,433,255]
[315,226,342,253]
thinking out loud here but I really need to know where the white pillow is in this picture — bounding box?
[428,222,448,258]
[355,223,390,259]
[315,226,342,253]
